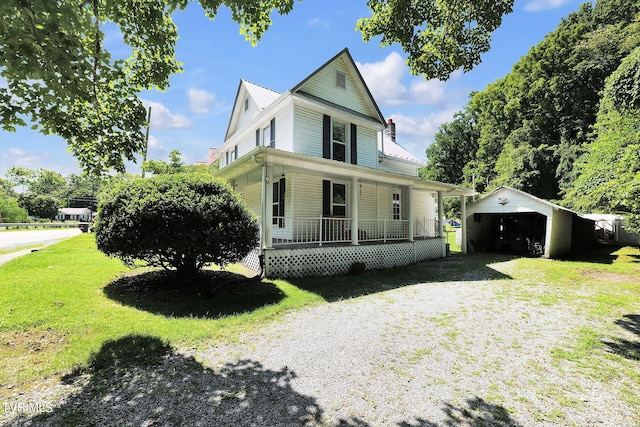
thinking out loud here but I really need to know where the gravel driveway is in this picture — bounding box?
[4,257,638,426]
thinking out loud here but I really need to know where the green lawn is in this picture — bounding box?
[0,235,322,396]
[1,234,639,409]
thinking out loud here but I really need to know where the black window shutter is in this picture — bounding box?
[322,115,331,159]
[279,177,285,226]
[234,145,238,159]
[270,118,276,148]
[322,180,331,216]
[350,123,357,165]
[256,128,260,147]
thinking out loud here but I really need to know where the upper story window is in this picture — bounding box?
[323,114,356,165]
[263,124,271,147]
[336,71,346,89]
[332,120,346,162]
[244,98,249,111]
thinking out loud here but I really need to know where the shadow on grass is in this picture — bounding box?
[289,253,514,302]
[103,270,284,319]
[558,244,625,265]
[13,335,520,427]
[602,314,640,361]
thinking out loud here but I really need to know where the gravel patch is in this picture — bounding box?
[3,260,638,426]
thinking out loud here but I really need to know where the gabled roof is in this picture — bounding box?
[379,134,424,165]
[225,79,283,140]
[244,79,281,109]
[224,48,386,142]
[291,48,386,126]
[472,186,579,215]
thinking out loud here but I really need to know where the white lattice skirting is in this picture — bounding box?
[241,238,445,278]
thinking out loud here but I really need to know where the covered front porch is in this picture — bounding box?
[220,147,474,278]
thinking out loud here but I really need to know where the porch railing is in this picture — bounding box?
[269,217,440,246]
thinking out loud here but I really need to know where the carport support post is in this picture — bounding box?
[438,191,445,256]
[460,195,467,254]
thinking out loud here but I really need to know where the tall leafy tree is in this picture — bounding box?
[422,0,640,201]
[567,47,640,231]
[357,0,514,80]
[1,1,518,175]
[421,107,478,185]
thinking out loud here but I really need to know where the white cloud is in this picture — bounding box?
[356,52,448,106]
[5,147,42,169]
[187,88,217,114]
[308,17,330,28]
[142,100,192,131]
[524,0,572,12]
[147,135,163,153]
[388,108,460,158]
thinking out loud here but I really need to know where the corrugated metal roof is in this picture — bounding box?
[242,79,281,110]
[378,134,424,165]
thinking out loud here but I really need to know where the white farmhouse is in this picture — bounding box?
[218,48,475,278]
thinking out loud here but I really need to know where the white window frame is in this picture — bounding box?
[331,181,348,218]
[392,191,401,220]
[263,124,271,147]
[331,119,348,163]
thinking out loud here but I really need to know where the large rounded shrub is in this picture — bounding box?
[95,173,259,277]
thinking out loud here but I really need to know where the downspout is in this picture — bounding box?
[460,195,467,254]
[438,191,444,256]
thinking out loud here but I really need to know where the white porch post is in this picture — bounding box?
[408,185,414,241]
[264,165,274,248]
[460,195,467,254]
[260,163,267,251]
[438,191,445,256]
[351,177,359,245]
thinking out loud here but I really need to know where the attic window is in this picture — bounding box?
[244,99,249,111]
[336,71,346,89]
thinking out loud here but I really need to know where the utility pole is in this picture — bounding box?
[142,106,151,178]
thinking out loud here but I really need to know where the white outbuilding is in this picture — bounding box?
[465,186,595,258]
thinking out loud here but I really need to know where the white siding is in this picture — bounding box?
[379,158,420,177]
[377,185,391,219]
[357,182,379,220]
[236,95,262,134]
[293,174,323,219]
[467,188,553,217]
[222,104,294,168]
[356,126,378,169]
[298,58,372,118]
[413,190,434,220]
[294,104,381,169]
[294,105,323,158]
[238,182,262,216]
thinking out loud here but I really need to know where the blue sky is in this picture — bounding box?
[1,0,585,177]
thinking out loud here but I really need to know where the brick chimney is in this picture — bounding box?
[385,118,396,142]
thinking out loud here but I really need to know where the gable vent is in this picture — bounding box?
[336,71,346,89]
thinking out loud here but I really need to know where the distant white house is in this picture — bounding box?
[56,207,92,222]
[216,48,475,278]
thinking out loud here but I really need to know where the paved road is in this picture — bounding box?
[0,228,83,265]
[0,228,82,250]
